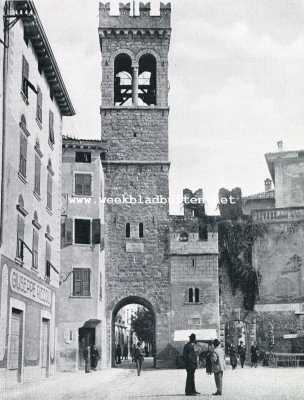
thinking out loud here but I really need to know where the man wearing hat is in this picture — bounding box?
[211,338,225,396]
[183,333,200,396]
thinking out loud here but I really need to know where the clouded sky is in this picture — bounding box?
[35,0,304,213]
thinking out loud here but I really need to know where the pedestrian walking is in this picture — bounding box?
[250,342,258,368]
[183,333,200,396]
[238,341,246,368]
[90,345,100,370]
[123,344,128,360]
[229,344,238,370]
[211,339,225,396]
[134,342,144,376]
[115,344,122,364]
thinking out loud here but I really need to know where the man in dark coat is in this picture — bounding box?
[183,333,200,396]
[237,341,246,368]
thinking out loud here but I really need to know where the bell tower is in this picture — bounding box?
[99,2,172,366]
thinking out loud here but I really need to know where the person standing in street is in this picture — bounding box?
[229,344,238,370]
[83,343,91,373]
[134,342,144,376]
[250,342,258,368]
[90,345,100,370]
[211,339,225,396]
[123,343,128,360]
[116,343,122,364]
[238,341,246,368]
[183,333,200,396]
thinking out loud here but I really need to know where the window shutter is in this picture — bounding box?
[64,218,73,246]
[100,223,105,251]
[92,219,101,245]
[22,55,29,97]
[36,87,42,123]
[49,110,54,144]
[47,173,52,210]
[34,155,41,195]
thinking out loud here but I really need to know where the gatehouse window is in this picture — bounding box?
[138,54,156,106]
[126,223,130,238]
[72,268,91,297]
[139,223,144,238]
[188,288,200,303]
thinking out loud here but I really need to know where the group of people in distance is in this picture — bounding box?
[183,334,225,396]
[228,341,259,369]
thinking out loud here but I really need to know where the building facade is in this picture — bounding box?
[0,0,74,386]
[56,138,106,371]
[169,189,220,353]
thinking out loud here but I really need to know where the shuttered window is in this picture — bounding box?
[36,86,42,123]
[47,173,52,210]
[21,55,29,98]
[32,229,39,269]
[74,219,91,244]
[74,173,92,196]
[45,241,51,278]
[8,309,22,370]
[72,268,91,297]
[49,110,54,144]
[19,133,27,178]
[34,154,41,195]
[16,215,25,259]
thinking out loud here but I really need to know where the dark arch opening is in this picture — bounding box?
[138,54,157,106]
[111,296,156,368]
[114,53,133,106]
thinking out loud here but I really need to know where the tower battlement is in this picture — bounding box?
[99,2,171,31]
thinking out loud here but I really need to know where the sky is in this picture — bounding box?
[35,0,304,214]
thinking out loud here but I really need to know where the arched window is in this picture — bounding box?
[114,54,133,106]
[195,288,200,303]
[126,223,130,238]
[188,288,193,303]
[138,54,156,106]
[139,223,144,238]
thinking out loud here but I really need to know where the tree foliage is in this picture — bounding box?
[219,218,266,310]
[131,308,154,344]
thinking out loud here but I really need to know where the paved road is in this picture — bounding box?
[2,365,304,400]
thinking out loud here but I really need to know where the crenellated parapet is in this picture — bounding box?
[99,1,171,41]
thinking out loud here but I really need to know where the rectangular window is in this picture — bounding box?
[74,173,92,196]
[47,173,52,210]
[45,241,51,279]
[32,229,39,269]
[75,152,91,163]
[16,215,25,259]
[36,86,42,123]
[73,268,91,297]
[74,219,91,244]
[34,155,41,195]
[49,110,54,145]
[19,133,27,178]
[21,55,29,98]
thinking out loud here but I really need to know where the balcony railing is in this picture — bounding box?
[252,207,304,222]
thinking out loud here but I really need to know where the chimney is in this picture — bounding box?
[277,140,283,151]
[264,178,272,192]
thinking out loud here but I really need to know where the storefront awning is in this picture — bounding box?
[174,329,217,342]
[82,319,101,328]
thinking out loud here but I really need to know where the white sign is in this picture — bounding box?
[10,268,51,307]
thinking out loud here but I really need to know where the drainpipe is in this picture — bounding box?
[0,1,10,246]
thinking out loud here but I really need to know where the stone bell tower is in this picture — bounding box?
[98,2,172,366]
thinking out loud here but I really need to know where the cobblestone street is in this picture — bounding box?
[2,365,304,400]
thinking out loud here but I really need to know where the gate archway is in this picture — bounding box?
[111,296,156,368]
